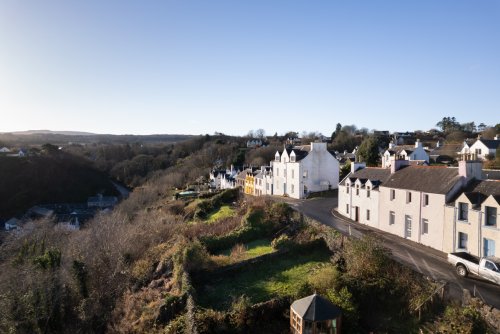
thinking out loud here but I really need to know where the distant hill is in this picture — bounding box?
[9,130,97,136]
[0,153,118,220]
[0,131,195,146]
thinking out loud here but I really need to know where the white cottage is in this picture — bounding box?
[460,135,500,161]
[382,139,429,168]
[338,162,391,229]
[273,142,339,199]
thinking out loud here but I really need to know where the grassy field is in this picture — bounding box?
[197,248,333,310]
[218,239,274,257]
[205,205,236,224]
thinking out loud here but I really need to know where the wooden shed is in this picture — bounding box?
[290,293,342,334]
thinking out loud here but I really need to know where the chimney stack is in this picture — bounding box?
[351,162,366,174]
[390,155,409,174]
[415,139,422,148]
[459,158,482,180]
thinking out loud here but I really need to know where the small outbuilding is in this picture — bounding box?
[290,293,342,334]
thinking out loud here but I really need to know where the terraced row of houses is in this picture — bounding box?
[339,155,500,258]
[210,142,340,199]
[209,137,499,258]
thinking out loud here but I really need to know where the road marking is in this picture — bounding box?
[422,259,436,280]
[406,251,423,274]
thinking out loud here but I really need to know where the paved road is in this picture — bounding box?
[284,196,500,309]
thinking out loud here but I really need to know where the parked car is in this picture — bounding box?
[447,252,500,285]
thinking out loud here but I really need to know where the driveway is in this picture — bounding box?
[282,196,500,309]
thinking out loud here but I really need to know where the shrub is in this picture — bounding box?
[194,188,239,220]
[33,248,61,269]
[230,244,246,261]
[271,235,292,250]
[230,295,252,330]
[308,266,340,294]
[327,286,359,327]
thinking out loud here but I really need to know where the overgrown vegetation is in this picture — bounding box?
[1,130,495,334]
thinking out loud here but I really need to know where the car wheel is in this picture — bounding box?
[456,265,468,277]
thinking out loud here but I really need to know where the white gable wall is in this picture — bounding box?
[273,143,339,199]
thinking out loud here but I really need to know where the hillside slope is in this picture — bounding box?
[0,154,117,220]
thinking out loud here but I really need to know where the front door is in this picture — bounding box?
[405,215,412,238]
[355,207,359,222]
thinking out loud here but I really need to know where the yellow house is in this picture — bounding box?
[244,171,256,195]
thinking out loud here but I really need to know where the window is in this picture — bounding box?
[275,154,280,162]
[291,184,294,193]
[484,261,497,271]
[366,209,370,221]
[356,187,359,196]
[405,215,412,238]
[367,187,371,198]
[390,189,395,201]
[475,148,482,156]
[458,202,468,221]
[422,218,429,234]
[291,170,294,179]
[458,232,468,250]
[303,170,308,178]
[424,194,429,206]
[484,238,496,257]
[284,169,287,178]
[276,168,279,177]
[346,204,349,214]
[291,155,296,162]
[346,185,349,194]
[389,211,395,225]
[407,191,412,203]
[485,206,497,227]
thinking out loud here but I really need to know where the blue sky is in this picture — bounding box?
[1,1,498,135]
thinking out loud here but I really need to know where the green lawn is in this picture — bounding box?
[197,248,333,310]
[205,205,236,224]
[218,239,274,257]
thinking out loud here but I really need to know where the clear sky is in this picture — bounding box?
[1,1,499,136]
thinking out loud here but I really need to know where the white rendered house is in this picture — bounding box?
[444,179,500,258]
[339,156,484,253]
[273,142,339,199]
[338,162,391,230]
[382,139,429,168]
[461,135,500,161]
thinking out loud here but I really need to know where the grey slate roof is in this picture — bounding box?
[383,166,461,194]
[478,139,500,150]
[483,169,500,181]
[291,294,342,322]
[449,179,500,207]
[280,147,309,162]
[340,168,391,187]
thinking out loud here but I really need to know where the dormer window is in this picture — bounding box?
[367,187,371,198]
[275,153,280,162]
[291,156,296,162]
[346,183,349,193]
